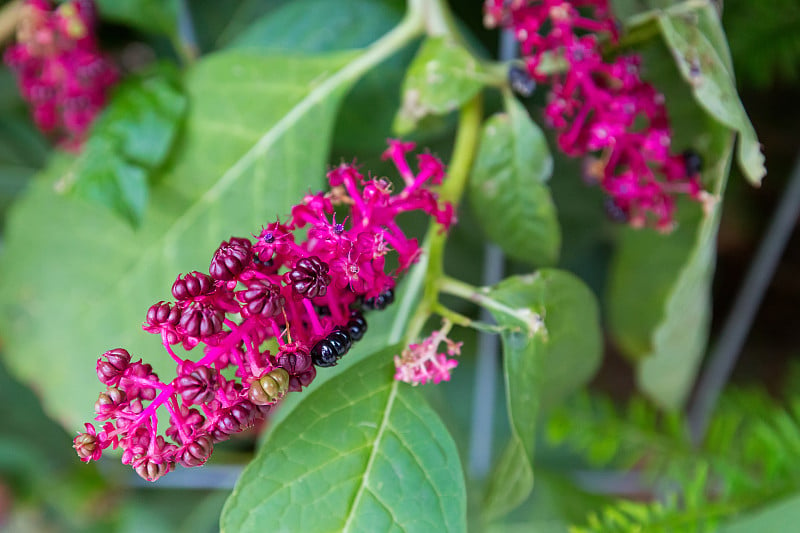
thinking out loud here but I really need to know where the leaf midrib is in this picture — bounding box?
[341,380,399,532]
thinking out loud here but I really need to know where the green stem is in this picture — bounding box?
[440,276,543,332]
[433,303,509,334]
[401,95,483,346]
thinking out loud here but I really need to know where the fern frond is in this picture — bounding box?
[549,388,800,531]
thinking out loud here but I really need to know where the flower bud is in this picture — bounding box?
[134,458,172,482]
[73,431,98,461]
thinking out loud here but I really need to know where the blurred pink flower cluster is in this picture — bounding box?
[4,0,117,149]
[485,0,703,230]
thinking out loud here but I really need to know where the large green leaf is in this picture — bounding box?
[0,49,368,429]
[658,6,765,185]
[482,270,602,519]
[394,36,485,134]
[220,347,466,532]
[607,34,736,409]
[226,0,414,153]
[469,94,560,266]
[60,71,187,226]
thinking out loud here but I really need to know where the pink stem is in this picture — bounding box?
[302,298,325,336]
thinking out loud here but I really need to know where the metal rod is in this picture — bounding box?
[688,154,800,445]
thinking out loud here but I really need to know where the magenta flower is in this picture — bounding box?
[394,326,462,386]
[484,0,703,231]
[3,0,117,149]
[74,140,453,481]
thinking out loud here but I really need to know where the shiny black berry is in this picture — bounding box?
[311,340,338,367]
[347,312,367,341]
[682,149,703,176]
[363,288,395,310]
[509,65,536,97]
[327,328,352,358]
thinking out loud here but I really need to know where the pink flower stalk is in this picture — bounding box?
[394,326,462,386]
[73,140,454,481]
[484,0,703,231]
[3,0,117,149]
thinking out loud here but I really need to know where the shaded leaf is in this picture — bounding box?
[227,0,414,153]
[221,347,466,533]
[0,50,361,429]
[469,94,560,266]
[59,70,187,226]
[483,270,602,519]
[658,6,765,185]
[720,494,800,532]
[394,36,485,134]
[95,0,179,38]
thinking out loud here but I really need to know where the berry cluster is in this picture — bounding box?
[485,0,703,230]
[3,0,117,149]
[74,140,454,481]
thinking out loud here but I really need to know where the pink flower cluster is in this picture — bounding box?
[73,140,454,481]
[485,0,702,230]
[3,0,117,149]
[394,326,462,386]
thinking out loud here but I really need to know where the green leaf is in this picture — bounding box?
[482,270,602,519]
[607,33,737,409]
[394,36,485,135]
[60,71,187,226]
[0,49,365,430]
[658,6,766,185]
[220,347,466,532]
[95,0,179,37]
[469,94,560,266]
[226,0,414,153]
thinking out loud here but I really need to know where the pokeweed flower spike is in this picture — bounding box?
[394,323,463,386]
[3,0,117,149]
[484,0,704,231]
[73,140,454,481]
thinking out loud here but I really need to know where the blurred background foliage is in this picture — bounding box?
[0,0,798,530]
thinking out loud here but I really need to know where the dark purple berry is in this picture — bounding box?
[178,303,224,338]
[276,349,312,375]
[209,237,252,281]
[175,366,218,405]
[311,339,338,367]
[604,197,629,223]
[236,280,285,319]
[285,256,332,299]
[172,271,215,301]
[146,301,181,327]
[96,348,131,386]
[347,312,367,341]
[179,435,214,467]
[509,65,536,97]
[327,328,352,358]
[682,149,703,176]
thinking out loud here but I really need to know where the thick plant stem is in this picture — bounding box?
[402,95,483,345]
